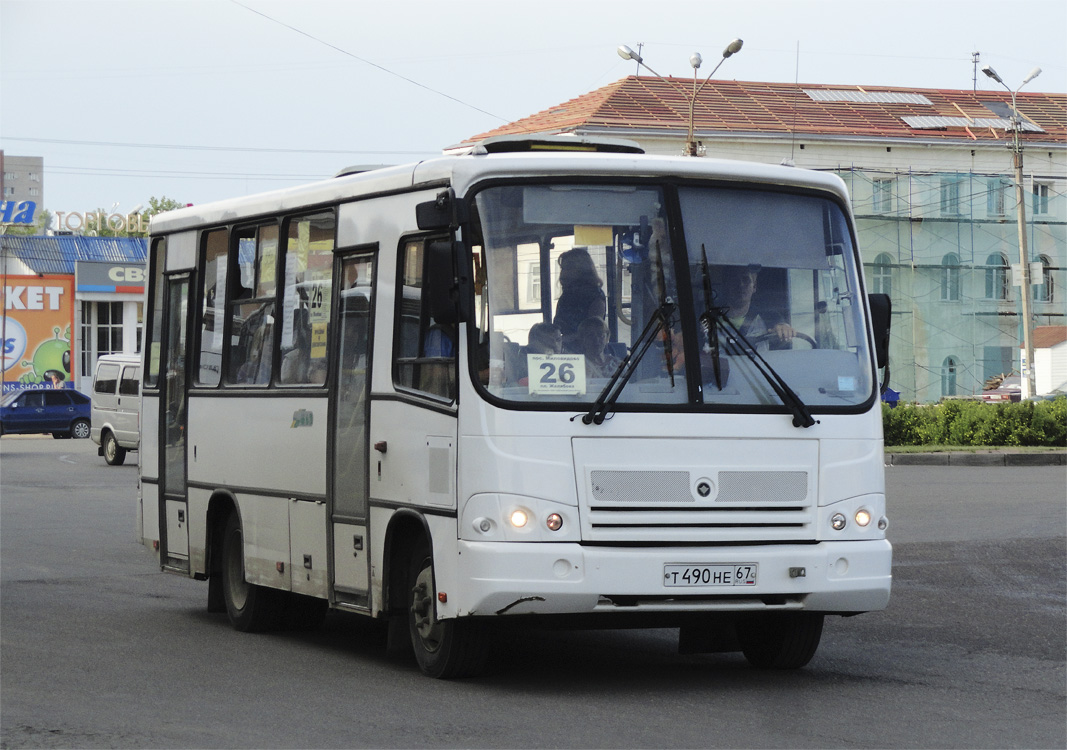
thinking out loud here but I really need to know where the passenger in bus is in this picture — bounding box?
[553,248,606,351]
[507,322,562,386]
[577,317,622,379]
[719,264,795,350]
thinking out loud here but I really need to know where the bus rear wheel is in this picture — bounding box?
[407,542,489,679]
[737,612,824,669]
[222,512,281,632]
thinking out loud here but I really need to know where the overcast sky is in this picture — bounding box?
[2,0,1065,215]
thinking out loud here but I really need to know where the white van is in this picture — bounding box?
[91,354,141,465]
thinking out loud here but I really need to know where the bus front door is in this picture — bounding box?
[159,274,191,572]
[329,253,375,608]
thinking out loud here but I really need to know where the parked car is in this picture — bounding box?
[0,388,92,439]
[90,354,141,465]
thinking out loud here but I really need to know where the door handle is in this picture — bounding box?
[374,441,387,453]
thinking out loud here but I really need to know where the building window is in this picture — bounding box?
[1033,255,1054,303]
[940,253,961,301]
[29,172,40,182]
[872,253,893,297]
[1032,183,1050,215]
[941,356,959,398]
[940,178,962,216]
[80,301,93,378]
[96,302,124,357]
[984,253,1010,300]
[528,261,541,305]
[873,179,893,213]
[986,178,1010,216]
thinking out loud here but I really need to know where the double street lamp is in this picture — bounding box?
[982,62,1042,399]
[617,39,743,156]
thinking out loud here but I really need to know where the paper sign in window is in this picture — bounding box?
[527,354,586,396]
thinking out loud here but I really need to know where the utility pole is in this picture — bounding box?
[983,62,1041,399]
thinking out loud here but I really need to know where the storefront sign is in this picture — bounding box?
[54,211,148,233]
[2,276,75,391]
[0,200,37,225]
[76,261,147,294]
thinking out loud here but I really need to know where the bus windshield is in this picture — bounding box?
[473,182,873,412]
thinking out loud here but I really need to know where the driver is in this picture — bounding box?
[720,264,795,349]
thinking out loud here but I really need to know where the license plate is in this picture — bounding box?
[663,563,758,587]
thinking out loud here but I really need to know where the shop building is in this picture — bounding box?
[1,235,146,393]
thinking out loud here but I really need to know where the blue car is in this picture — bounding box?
[0,388,92,439]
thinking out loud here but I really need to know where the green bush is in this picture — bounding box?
[882,397,1067,447]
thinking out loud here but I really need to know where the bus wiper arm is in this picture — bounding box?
[582,299,676,426]
[711,311,817,429]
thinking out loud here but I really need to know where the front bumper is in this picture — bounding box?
[450,539,891,618]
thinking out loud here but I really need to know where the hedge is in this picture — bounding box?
[882,397,1067,447]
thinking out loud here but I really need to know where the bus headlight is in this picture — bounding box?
[855,509,872,527]
[509,509,529,528]
[831,513,847,531]
[546,513,563,531]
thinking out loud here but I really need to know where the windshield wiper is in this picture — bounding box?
[582,298,676,425]
[708,310,817,429]
[697,245,815,428]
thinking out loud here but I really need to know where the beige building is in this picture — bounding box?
[463,77,1067,401]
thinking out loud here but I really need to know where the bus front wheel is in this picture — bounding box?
[222,512,281,632]
[407,542,489,678]
[737,612,824,669]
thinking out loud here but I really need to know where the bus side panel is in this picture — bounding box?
[290,499,328,598]
[238,494,293,592]
[140,394,160,483]
[140,479,160,555]
[186,396,327,496]
[369,399,456,510]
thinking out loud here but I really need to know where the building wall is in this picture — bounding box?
[1,154,45,206]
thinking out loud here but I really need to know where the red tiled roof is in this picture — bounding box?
[1033,326,1067,349]
[467,77,1067,145]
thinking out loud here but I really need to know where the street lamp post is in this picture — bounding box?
[982,63,1042,398]
[617,39,743,157]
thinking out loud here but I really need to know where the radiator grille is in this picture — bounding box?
[590,470,692,503]
[717,471,807,503]
[583,469,812,542]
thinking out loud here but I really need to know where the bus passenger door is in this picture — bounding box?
[329,253,374,608]
[160,274,191,571]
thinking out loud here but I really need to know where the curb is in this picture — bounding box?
[885,452,1066,466]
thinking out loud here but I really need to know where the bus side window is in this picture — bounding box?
[393,237,455,401]
[227,224,278,385]
[278,211,335,386]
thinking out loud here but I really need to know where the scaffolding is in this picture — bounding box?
[838,168,1066,402]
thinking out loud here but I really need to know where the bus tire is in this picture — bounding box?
[407,542,489,679]
[738,612,824,669]
[103,432,126,465]
[222,511,281,632]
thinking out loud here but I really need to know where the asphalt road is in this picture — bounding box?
[1,437,1064,749]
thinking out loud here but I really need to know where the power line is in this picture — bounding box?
[1,136,434,156]
[229,0,508,123]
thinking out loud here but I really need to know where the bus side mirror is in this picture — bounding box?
[868,293,891,369]
[416,191,453,231]
[427,239,473,324]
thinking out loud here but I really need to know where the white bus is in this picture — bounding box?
[138,137,893,678]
